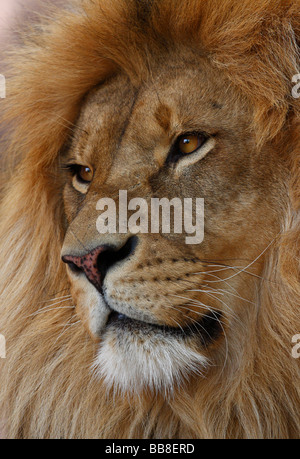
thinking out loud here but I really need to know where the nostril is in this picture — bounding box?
[113,235,138,263]
[97,236,138,278]
[61,256,83,274]
[68,261,83,274]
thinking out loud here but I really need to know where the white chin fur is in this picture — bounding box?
[92,325,209,395]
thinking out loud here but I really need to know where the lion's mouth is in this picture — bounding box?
[107,310,185,335]
[106,309,223,345]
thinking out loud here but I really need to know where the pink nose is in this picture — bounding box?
[62,246,108,291]
[62,236,138,292]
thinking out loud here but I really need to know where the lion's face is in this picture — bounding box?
[61,52,287,394]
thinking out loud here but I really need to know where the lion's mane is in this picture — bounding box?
[0,0,299,439]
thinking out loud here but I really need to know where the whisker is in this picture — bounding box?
[204,286,255,305]
[186,287,255,306]
[46,288,70,297]
[202,237,278,284]
[161,298,187,334]
[203,292,245,328]
[202,273,243,296]
[203,265,276,283]
[179,304,227,326]
[170,293,238,321]
[28,304,75,318]
[174,304,229,374]
[44,312,78,361]
[57,319,81,328]
[191,266,240,275]
[33,297,73,312]
[39,294,72,304]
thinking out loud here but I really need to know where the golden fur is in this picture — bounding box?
[0,0,300,439]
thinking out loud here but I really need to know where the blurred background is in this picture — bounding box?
[0,0,33,43]
[0,1,59,47]
[0,0,38,46]
[0,0,19,35]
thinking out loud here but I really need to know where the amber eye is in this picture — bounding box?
[178,134,206,155]
[77,166,94,183]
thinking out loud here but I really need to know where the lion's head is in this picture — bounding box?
[0,0,299,439]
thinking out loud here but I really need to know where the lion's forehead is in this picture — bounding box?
[68,57,251,187]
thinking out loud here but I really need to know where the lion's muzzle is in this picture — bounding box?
[62,236,138,293]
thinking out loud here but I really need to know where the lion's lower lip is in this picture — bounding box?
[106,309,223,346]
[107,310,183,334]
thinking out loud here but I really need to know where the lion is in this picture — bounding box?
[0,0,299,439]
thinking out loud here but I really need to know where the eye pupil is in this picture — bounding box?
[78,166,93,183]
[178,134,204,155]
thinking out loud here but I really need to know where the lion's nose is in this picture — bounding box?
[62,236,138,291]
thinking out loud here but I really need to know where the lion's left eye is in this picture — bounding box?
[167,133,208,164]
[178,134,206,155]
[77,166,94,183]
